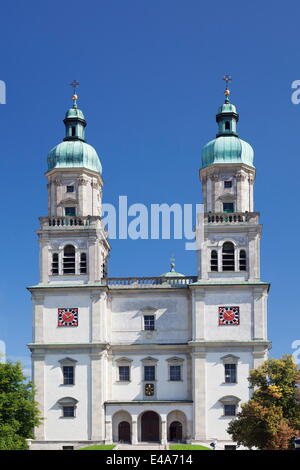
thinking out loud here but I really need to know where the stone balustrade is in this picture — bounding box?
[106,276,197,288]
[39,215,102,229]
[205,212,259,224]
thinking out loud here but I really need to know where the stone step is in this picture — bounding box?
[116,444,166,451]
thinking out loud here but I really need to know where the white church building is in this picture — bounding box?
[28,86,270,450]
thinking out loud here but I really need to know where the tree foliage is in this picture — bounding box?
[0,362,42,450]
[227,355,300,450]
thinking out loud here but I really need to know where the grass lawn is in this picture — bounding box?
[78,445,116,450]
[169,444,210,450]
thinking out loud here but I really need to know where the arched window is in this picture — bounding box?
[225,121,230,130]
[222,242,235,271]
[211,250,218,271]
[239,250,246,271]
[80,253,87,274]
[52,253,59,275]
[63,245,75,274]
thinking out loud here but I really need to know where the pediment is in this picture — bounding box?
[141,356,158,363]
[218,193,234,202]
[167,356,184,364]
[140,306,157,313]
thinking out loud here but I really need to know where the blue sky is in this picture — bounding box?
[0,0,300,374]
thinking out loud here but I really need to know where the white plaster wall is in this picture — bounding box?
[47,169,102,218]
[111,353,189,401]
[43,294,91,343]
[44,353,90,441]
[202,288,253,341]
[110,293,190,344]
[205,350,253,441]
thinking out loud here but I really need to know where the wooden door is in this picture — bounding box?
[141,411,159,442]
[118,421,131,443]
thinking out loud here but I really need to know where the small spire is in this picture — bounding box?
[70,80,80,108]
[223,74,232,103]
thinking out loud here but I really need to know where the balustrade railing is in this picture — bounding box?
[106,276,197,287]
[205,212,259,224]
[39,216,102,229]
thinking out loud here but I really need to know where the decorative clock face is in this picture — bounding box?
[58,308,78,327]
[218,306,240,325]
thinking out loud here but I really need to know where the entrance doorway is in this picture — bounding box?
[118,421,131,443]
[141,411,160,442]
[169,421,182,442]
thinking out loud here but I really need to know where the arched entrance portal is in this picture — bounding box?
[141,411,160,442]
[169,421,182,442]
[118,421,131,443]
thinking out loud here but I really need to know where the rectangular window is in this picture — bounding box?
[223,202,234,213]
[224,404,236,416]
[63,406,75,418]
[119,366,130,381]
[144,365,155,381]
[144,315,155,331]
[62,446,74,450]
[63,366,74,385]
[224,445,237,450]
[225,363,237,383]
[170,365,181,381]
[66,185,74,193]
[65,207,76,216]
[224,181,232,188]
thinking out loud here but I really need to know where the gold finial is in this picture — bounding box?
[70,80,79,108]
[223,75,232,102]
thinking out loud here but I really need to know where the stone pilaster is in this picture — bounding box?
[253,287,266,340]
[88,238,97,282]
[192,350,206,441]
[192,289,205,340]
[253,347,267,369]
[105,418,113,444]
[40,239,49,283]
[33,294,44,343]
[90,293,101,342]
[32,352,45,440]
[90,351,105,441]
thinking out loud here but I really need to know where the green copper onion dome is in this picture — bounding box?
[201,88,254,168]
[47,94,102,174]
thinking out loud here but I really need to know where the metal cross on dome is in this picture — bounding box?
[223,75,232,89]
[70,80,80,94]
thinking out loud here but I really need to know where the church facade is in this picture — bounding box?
[28,87,270,450]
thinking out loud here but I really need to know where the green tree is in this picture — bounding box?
[227,355,300,450]
[0,361,42,450]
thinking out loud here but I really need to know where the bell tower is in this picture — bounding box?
[29,88,111,446]
[198,79,260,282]
[38,90,110,284]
